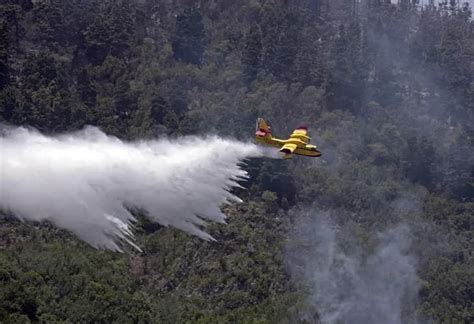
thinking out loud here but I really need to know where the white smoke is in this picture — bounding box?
[0,125,262,251]
[287,210,419,324]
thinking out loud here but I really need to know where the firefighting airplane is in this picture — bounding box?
[255,118,322,159]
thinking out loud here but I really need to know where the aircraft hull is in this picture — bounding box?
[294,147,321,157]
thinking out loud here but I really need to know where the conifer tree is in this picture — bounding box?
[0,23,10,90]
[172,8,205,65]
[242,24,262,81]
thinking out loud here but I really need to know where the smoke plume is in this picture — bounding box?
[0,125,262,251]
[286,210,420,324]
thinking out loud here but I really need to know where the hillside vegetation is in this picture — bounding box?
[0,0,473,323]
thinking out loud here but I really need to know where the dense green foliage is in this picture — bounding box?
[0,0,473,322]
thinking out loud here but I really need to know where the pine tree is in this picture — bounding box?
[32,0,64,47]
[272,10,301,80]
[84,1,134,65]
[241,24,262,81]
[260,5,282,76]
[0,4,24,50]
[172,8,205,65]
[0,22,10,90]
[326,19,370,113]
[404,137,437,189]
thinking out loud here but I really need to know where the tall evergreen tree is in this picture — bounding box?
[31,0,64,48]
[241,24,262,81]
[84,1,134,65]
[172,8,205,65]
[0,23,10,90]
[327,23,367,112]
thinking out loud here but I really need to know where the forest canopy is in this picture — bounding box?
[0,0,473,323]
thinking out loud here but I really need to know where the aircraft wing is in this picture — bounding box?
[280,143,298,154]
[289,127,310,143]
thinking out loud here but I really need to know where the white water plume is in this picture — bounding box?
[0,125,262,251]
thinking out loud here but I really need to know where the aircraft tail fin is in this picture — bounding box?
[255,118,272,138]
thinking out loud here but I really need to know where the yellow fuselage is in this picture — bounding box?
[255,135,320,157]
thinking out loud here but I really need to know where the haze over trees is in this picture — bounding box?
[0,0,472,322]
